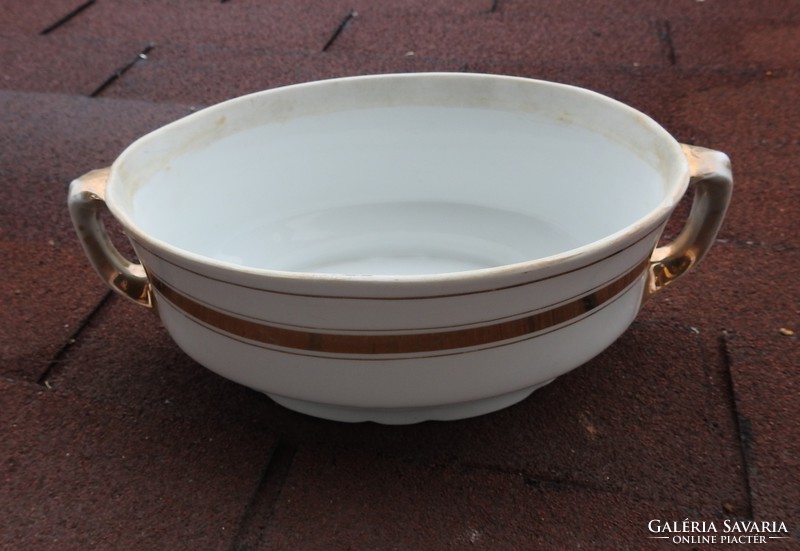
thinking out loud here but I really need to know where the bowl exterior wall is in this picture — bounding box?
[132,224,660,409]
[152,271,647,409]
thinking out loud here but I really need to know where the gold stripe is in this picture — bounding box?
[150,259,648,355]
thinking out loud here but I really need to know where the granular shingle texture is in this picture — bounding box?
[0,379,278,550]
[2,1,797,549]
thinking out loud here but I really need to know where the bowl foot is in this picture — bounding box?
[267,378,556,424]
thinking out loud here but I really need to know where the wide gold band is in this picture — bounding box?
[150,258,648,356]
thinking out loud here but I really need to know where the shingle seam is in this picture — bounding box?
[89,43,155,98]
[40,0,96,35]
[653,18,677,66]
[322,9,357,52]
[37,290,112,388]
[719,332,755,519]
[229,439,298,551]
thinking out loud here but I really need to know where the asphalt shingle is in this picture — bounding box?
[2,1,797,548]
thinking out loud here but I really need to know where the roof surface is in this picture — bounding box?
[1,1,798,549]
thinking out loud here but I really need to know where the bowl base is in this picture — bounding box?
[267,378,556,424]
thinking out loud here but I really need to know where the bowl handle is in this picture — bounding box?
[68,167,153,308]
[643,144,733,301]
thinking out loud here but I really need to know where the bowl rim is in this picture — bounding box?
[107,72,690,286]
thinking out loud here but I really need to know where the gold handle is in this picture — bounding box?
[644,144,733,301]
[68,167,153,308]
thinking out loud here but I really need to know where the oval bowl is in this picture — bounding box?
[69,73,732,423]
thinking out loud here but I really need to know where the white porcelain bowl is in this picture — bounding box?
[69,73,732,423]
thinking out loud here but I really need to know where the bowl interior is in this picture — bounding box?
[112,75,684,277]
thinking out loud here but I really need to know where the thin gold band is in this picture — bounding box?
[132,223,661,301]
